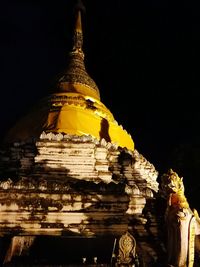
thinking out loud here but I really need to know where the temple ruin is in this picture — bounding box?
[0,2,200,267]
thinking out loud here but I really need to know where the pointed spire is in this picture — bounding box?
[72,0,85,57]
[56,0,100,100]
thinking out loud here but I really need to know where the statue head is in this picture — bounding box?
[160,169,184,196]
[160,169,189,209]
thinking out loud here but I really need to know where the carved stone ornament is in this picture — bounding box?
[116,231,136,266]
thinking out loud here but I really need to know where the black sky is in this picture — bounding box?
[1,0,200,179]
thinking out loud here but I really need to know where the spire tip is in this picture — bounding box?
[74,0,86,13]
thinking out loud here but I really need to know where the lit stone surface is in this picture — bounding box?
[0,132,161,265]
[0,136,158,225]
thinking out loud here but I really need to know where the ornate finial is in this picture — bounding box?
[72,0,85,55]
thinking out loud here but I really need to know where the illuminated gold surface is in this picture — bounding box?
[6,92,134,150]
[75,10,82,34]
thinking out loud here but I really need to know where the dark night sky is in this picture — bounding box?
[1,0,200,186]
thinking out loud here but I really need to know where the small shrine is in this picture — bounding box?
[0,1,200,266]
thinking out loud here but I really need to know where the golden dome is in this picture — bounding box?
[5,6,134,151]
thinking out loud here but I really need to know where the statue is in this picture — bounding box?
[160,169,200,267]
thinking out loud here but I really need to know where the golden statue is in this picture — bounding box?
[160,169,199,267]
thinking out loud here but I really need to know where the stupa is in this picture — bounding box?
[2,2,200,267]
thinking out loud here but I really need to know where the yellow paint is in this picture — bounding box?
[6,91,134,151]
[44,92,134,150]
[188,216,195,267]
